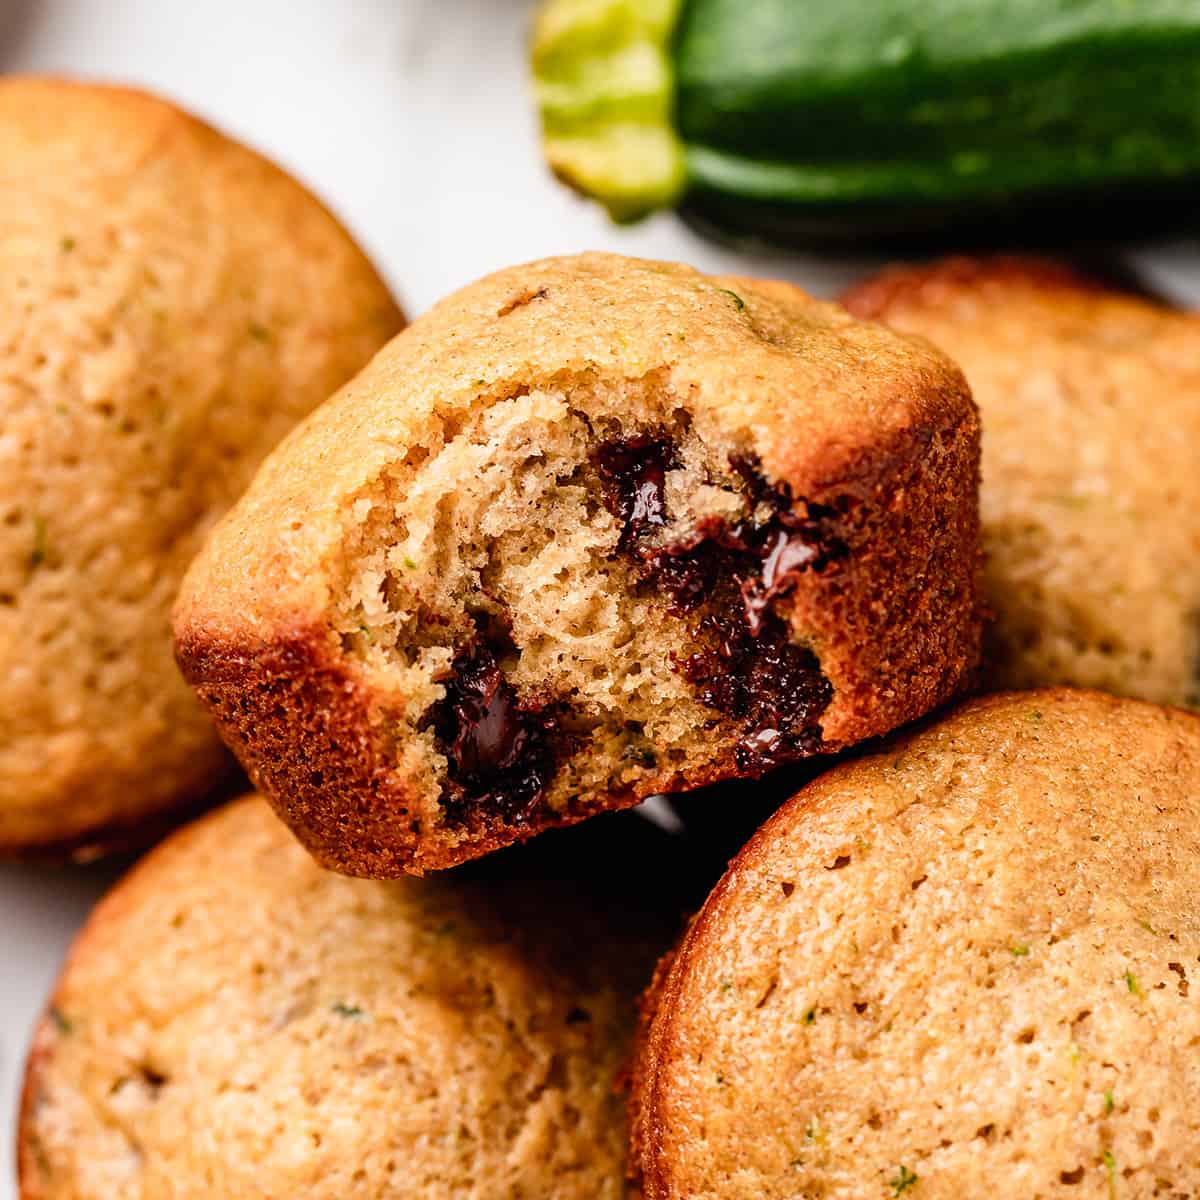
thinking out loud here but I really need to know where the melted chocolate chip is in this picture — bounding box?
[682,618,831,773]
[665,518,834,774]
[730,451,791,512]
[597,438,844,773]
[740,506,841,636]
[594,435,678,551]
[427,628,562,825]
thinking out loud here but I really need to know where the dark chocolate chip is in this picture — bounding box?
[444,645,528,779]
[653,525,753,615]
[426,623,564,826]
[730,452,791,513]
[594,435,679,550]
[607,446,844,773]
[741,528,820,636]
[682,614,831,774]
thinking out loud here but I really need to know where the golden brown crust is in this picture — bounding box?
[176,253,982,877]
[843,254,1200,711]
[631,689,1200,1198]
[19,797,678,1199]
[841,255,1146,321]
[18,1022,52,1197]
[17,803,243,1198]
[627,854,756,1199]
[625,931,689,1194]
[0,76,403,853]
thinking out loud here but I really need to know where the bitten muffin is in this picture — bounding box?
[0,77,403,858]
[19,796,677,1199]
[843,256,1200,709]
[174,251,983,877]
[632,689,1200,1199]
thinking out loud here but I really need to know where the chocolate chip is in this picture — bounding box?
[443,646,526,778]
[427,622,563,825]
[603,443,844,773]
[682,616,831,773]
[594,435,678,551]
[741,530,818,635]
[729,452,790,512]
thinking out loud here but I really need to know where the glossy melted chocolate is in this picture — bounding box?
[597,437,844,773]
[594,435,677,551]
[428,629,561,825]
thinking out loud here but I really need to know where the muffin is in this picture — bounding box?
[632,689,1200,1199]
[843,256,1200,709]
[0,77,404,858]
[19,796,677,1199]
[174,251,983,877]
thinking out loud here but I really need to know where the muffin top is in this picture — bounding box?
[175,250,971,644]
[633,689,1200,1199]
[0,77,402,853]
[21,797,675,1198]
[843,255,1200,710]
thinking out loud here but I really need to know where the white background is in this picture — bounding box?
[2,2,1199,1193]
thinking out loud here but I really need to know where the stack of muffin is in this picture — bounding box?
[8,78,1200,1200]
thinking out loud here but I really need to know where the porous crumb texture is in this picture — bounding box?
[843,256,1200,711]
[174,252,983,877]
[0,77,403,855]
[338,384,847,828]
[632,690,1200,1199]
[19,797,668,1199]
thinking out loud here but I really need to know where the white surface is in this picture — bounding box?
[2,2,1200,1194]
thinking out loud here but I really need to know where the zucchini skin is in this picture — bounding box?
[674,0,1200,238]
[681,178,1200,248]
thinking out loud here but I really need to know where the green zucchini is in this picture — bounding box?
[531,0,1200,240]
[531,0,686,222]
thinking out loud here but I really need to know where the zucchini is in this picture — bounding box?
[531,0,687,222]
[532,0,1200,241]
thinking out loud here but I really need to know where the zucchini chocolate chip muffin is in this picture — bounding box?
[20,796,675,1199]
[174,252,983,877]
[632,690,1200,1199]
[844,256,1200,710]
[0,77,403,858]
